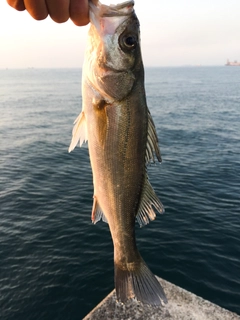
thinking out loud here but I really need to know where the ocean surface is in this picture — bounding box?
[0,67,239,319]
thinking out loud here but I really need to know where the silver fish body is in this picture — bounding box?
[69,0,167,306]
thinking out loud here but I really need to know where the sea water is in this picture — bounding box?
[0,67,239,319]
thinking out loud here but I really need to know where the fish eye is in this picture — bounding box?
[119,33,138,51]
[124,35,137,48]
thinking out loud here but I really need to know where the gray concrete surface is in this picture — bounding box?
[83,277,240,319]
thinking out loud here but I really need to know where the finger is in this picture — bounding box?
[24,0,48,20]
[6,0,25,11]
[70,0,89,26]
[46,0,70,23]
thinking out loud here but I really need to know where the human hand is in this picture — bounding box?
[6,0,89,26]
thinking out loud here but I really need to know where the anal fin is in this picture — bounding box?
[91,196,108,224]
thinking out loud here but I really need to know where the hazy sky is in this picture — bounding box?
[0,0,240,68]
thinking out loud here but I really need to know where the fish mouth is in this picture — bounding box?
[90,0,135,18]
[102,1,135,17]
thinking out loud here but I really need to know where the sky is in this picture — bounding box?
[0,0,240,68]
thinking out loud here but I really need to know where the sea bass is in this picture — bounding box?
[69,0,167,306]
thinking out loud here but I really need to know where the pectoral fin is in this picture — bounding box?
[136,175,164,227]
[68,111,88,152]
[91,195,108,224]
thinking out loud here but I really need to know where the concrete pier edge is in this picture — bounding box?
[83,276,240,319]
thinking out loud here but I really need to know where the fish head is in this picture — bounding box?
[85,1,143,101]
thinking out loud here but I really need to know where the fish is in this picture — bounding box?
[69,0,167,306]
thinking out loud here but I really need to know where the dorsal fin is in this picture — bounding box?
[136,175,164,227]
[145,110,161,164]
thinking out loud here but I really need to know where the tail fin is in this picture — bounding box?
[114,258,167,306]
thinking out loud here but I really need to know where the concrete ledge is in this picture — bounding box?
[83,277,240,319]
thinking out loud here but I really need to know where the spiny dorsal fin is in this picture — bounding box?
[68,111,88,152]
[145,110,161,164]
[136,175,164,227]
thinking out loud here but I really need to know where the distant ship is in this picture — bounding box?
[225,59,240,66]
